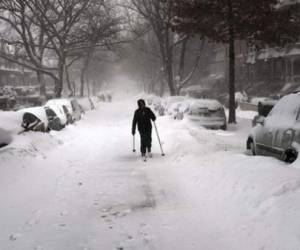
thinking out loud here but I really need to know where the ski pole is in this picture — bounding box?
[153,121,165,156]
[133,135,136,152]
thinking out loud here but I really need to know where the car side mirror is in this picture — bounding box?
[256,116,265,126]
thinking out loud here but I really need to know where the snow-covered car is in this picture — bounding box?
[44,106,64,131]
[169,100,192,120]
[187,99,227,130]
[250,97,274,106]
[19,107,49,132]
[70,99,82,121]
[247,92,300,163]
[45,99,71,125]
[164,96,186,115]
[252,100,277,127]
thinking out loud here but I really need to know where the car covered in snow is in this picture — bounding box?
[252,100,277,127]
[187,99,227,130]
[168,99,192,120]
[70,99,82,121]
[44,106,64,131]
[46,99,72,125]
[19,107,49,132]
[247,92,300,163]
[164,96,187,115]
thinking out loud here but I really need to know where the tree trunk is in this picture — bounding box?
[228,0,236,124]
[165,34,176,96]
[54,77,62,98]
[55,60,64,98]
[178,38,188,82]
[37,70,46,97]
[80,48,93,97]
[65,65,74,97]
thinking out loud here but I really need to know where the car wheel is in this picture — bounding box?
[284,149,298,163]
[248,140,256,155]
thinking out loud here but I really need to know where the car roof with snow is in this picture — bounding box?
[190,99,223,111]
[268,92,300,121]
[18,107,48,125]
[46,99,72,110]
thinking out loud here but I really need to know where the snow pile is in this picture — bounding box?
[0,127,12,146]
[235,91,248,102]
[0,111,23,134]
[1,96,300,250]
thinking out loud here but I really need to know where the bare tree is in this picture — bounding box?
[0,0,123,98]
[127,0,203,96]
[75,0,122,97]
[0,0,59,97]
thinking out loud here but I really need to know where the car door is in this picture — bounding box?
[253,114,271,155]
[273,103,299,158]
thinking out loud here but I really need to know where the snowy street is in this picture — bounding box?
[1,98,300,250]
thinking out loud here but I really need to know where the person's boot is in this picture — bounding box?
[147,148,152,158]
[142,153,147,161]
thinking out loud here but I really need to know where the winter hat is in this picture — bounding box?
[137,99,146,108]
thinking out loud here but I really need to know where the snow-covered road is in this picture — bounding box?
[1,99,300,250]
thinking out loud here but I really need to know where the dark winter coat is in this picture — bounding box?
[132,107,156,134]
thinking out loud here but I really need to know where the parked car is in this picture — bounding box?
[169,100,192,120]
[252,100,277,127]
[70,99,82,121]
[44,106,64,131]
[164,96,186,115]
[247,92,300,163]
[45,99,69,125]
[187,99,227,130]
[19,107,49,132]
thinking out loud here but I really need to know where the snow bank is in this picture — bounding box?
[0,111,23,134]
[0,127,12,146]
[1,96,300,250]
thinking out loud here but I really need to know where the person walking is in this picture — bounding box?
[132,99,156,159]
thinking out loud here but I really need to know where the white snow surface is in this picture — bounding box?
[1,95,300,250]
[0,111,23,134]
[190,99,223,111]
